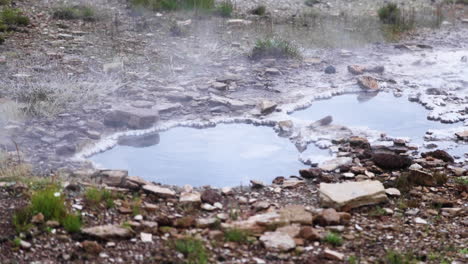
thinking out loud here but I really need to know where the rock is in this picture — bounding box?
[212,81,227,90]
[279,205,313,225]
[347,65,365,75]
[55,144,76,156]
[46,220,60,227]
[324,65,336,74]
[455,130,468,140]
[124,175,152,189]
[227,19,252,26]
[223,212,288,234]
[81,241,103,255]
[314,208,341,226]
[299,226,322,241]
[319,181,388,211]
[260,231,296,251]
[118,134,160,148]
[196,218,218,228]
[140,232,152,243]
[142,185,176,198]
[299,168,322,179]
[385,188,401,197]
[408,169,439,186]
[180,192,201,204]
[409,163,423,170]
[265,68,280,75]
[349,137,370,149]
[315,115,333,126]
[323,249,345,261]
[357,76,379,91]
[441,208,463,217]
[82,225,133,240]
[250,180,265,188]
[201,189,222,205]
[372,152,411,170]
[103,105,159,129]
[258,100,277,115]
[414,217,428,225]
[93,170,128,187]
[319,157,353,172]
[201,203,217,211]
[221,187,233,195]
[276,224,301,238]
[253,201,270,211]
[421,150,454,163]
[31,213,44,224]
[19,240,31,249]
[282,178,305,188]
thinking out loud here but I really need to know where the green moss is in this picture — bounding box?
[174,237,209,264]
[61,213,81,233]
[224,229,250,243]
[323,232,343,247]
[250,37,301,60]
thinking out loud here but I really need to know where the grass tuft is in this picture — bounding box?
[174,237,209,264]
[323,232,343,247]
[216,0,233,17]
[85,187,114,209]
[250,37,301,60]
[250,5,266,16]
[224,228,250,243]
[30,188,67,221]
[0,8,29,28]
[12,207,33,233]
[61,214,81,233]
[130,0,215,12]
[52,5,98,21]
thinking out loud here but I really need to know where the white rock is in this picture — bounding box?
[142,185,176,198]
[260,231,296,251]
[319,181,388,210]
[323,249,344,261]
[409,164,423,170]
[140,232,152,243]
[134,215,143,221]
[179,192,201,204]
[414,217,428,225]
[385,188,401,197]
[319,157,353,172]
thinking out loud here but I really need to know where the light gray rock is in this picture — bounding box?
[142,185,176,198]
[104,105,159,129]
[260,231,296,251]
[82,225,133,240]
[319,181,388,210]
[319,157,353,172]
[258,100,277,115]
[180,192,201,204]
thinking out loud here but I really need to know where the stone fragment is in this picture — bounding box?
[385,188,401,197]
[314,208,341,226]
[372,152,411,170]
[103,105,159,129]
[19,240,31,249]
[201,189,222,205]
[142,185,176,198]
[409,169,437,186]
[299,226,322,241]
[324,65,336,74]
[299,168,322,179]
[319,181,388,210]
[455,130,468,140]
[357,76,379,91]
[82,225,133,240]
[323,249,345,261]
[318,157,353,172]
[276,224,301,238]
[260,231,296,251]
[258,100,277,115]
[81,241,103,255]
[140,232,152,243]
[180,192,201,204]
[421,150,454,163]
[279,205,313,225]
[347,65,365,75]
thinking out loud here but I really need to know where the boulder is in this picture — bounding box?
[260,231,296,251]
[93,170,128,187]
[408,169,437,186]
[258,100,277,115]
[299,168,322,179]
[142,185,176,198]
[299,226,322,241]
[279,205,313,225]
[421,150,454,163]
[104,105,159,129]
[180,192,201,204]
[319,181,388,211]
[319,157,353,172]
[357,76,379,91]
[455,130,468,140]
[314,208,340,226]
[82,225,133,240]
[372,152,411,170]
[201,189,222,205]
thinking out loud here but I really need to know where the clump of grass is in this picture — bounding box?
[12,237,21,247]
[224,229,250,243]
[52,5,98,21]
[130,0,214,12]
[173,237,209,264]
[250,37,301,60]
[249,5,266,16]
[31,188,67,221]
[323,232,343,247]
[61,214,81,233]
[434,171,448,186]
[455,176,468,185]
[12,207,33,233]
[378,3,400,24]
[369,206,387,217]
[383,250,418,264]
[0,0,10,6]
[0,8,30,28]
[378,3,414,37]
[216,0,233,17]
[85,187,114,209]
[348,255,359,264]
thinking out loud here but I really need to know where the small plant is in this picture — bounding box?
[31,188,67,221]
[12,237,21,247]
[121,221,132,230]
[12,207,33,233]
[52,5,98,21]
[323,232,343,247]
[224,229,250,243]
[369,206,387,217]
[61,214,81,233]
[459,248,468,254]
[216,0,233,17]
[249,5,266,16]
[455,176,468,185]
[0,8,30,28]
[383,250,419,264]
[250,37,301,60]
[85,187,114,208]
[348,255,359,264]
[174,237,209,264]
[0,0,10,6]
[130,0,215,12]
[378,3,400,24]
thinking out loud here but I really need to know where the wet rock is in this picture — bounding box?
[103,106,159,129]
[421,150,454,163]
[324,65,336,74]
[258,100,277,115]
[299,168,322,179]
[81,241,103,255]
[279,205,313,225]
[142,185,176,198]
[118,133,160,148]
[318,157,353,172]
[323,249,344,261]
[357,76,379,91]
[82,225,133,240]
[372,152,411,170]
[260,231,296,251]
[299,226,322,241]
[201,189,222,205]
[319,181,388,211]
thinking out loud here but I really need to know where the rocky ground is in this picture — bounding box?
[0,0,468,263]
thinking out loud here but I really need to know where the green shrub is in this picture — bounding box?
[0,8,30,27]
[174,237,209,264]
[216,1,233,17]
[61,214,81,233]
[0,0,10,6]
[369,206,387,217]
[250,5,266,16]
[323,232,343,247]
[250,37,301,60]
[12,207,33,233]
[378,3,400,24]
[52,5,98,21]
[30,188,67,221]
[85,187,114,208]
[224,229,250,243]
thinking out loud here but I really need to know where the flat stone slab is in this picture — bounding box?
[104,105,159,129]
[260,231,296,251]
[142,185,176,198]
[319,180,388,211]
[82,225,133,240]
[319,157,353,172]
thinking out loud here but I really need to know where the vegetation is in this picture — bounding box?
[250,37,301,60]
[383,250,418,264]
[130,0,215,12]
[369,206,387,217]
[62,214,82,233]
[216,1,233,17]
[0,0,10,5]
[12,207,33,233]
[323,232,343,247]
[455,176,468,185]
[0,8,29,27]
[378,3,400,24]
[173,237,209,264]
[249,5,266,16]
[224,228,250,243]
[52,5,98,21]
[85,187,115,208]
[378,3,414,37]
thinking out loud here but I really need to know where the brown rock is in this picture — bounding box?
[299,168,322,179]
[314,208,341,226]
[372,152,411,170]
[299,226,322,241]
[349,136,370,149]
[348,65,365,75]
[201,189,222,205]
[81,241,103,255]
[358,76,379,91]
[31,213,44,224]
[174,216,196,228]
[421,150,454,163]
